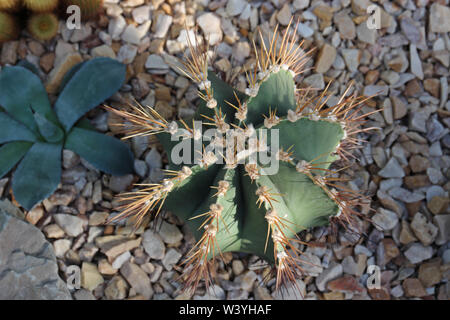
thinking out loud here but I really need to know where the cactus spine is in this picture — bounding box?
[107,20,378,294]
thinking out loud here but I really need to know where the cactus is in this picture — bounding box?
[23,0,59,12]
[27,12,59,41]
[62,0,103,21]
[107,21,378,294]
[0,58,134,211]
[0,0,21,11]
[0,11,19,42]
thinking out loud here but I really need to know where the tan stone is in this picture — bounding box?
[81,262,104,291]
[428,196,449,215]
[399,220,417,245]
[315,44,336,73]
[46,53,83,94]
[419,259,442,288]
[403,278,427,297]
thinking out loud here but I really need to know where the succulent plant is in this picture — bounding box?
[0,57,134,211]
[0,0,21,11]
[27,12,59,41]
[62,0,103,20]
[107,21,378,293]
[23,0,59,13]
[0,11,20,42]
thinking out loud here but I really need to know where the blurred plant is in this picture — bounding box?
[0,57,134,210]
[107,20,379,294]
[23,0,59,12]
[62,0,104,21]
[0,11,19,42]
[27,12,59,40]
[0,0,21,11]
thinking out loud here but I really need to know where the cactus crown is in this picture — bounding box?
[27,12,59,41]
[108,20,378,294]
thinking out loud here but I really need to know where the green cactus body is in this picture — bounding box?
[27,13,59,41]
[23,0,59,12]
[0,11,19,42]
[0,0,21,11]
[109,22,375,293]
[63,0,103,20]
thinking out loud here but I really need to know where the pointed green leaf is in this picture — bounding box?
[0,112,37,144]
[12,142,62,210]
[65,127,134,175]
[33,112,64,143]
[55,58,126,132]
[0,142,33,179]
[0,66,56,133]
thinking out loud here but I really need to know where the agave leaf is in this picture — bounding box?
[0,112,38,144]
[33,112,64,143]
[58,61,86,93]
[65,127,134,175]
[12,142,62,210]
[54,58,126,132]
[0,66,56,133]
[0,142,33,179]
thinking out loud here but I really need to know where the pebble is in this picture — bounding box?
[154,14,172,39]
[403,278,427,297]
[410,213,438,246]
[105,276,128,300]
[120,262,153,299]
[54,214,85,237]
[132,5,150,24]
[226,0,247,17]
[197,13,222,45]
[429,3,450,33]
[273,280,306,300]
[372,208,398,231]
[109,174,134,193]
[315,262,343,292]
[117,44,138,64]
[81,262,104,291]
[404,243,433,264]
[161,248,182,271]
[142,229,165,260]
[378,157,404,178]
[410,44,423,80]
[341,49,360,72]
[108,15,127,40]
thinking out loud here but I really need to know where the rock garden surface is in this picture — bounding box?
[0,0,449,300]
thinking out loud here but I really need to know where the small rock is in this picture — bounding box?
[91,45,116,59]
[108,15,127,40]
[109,174,134,193]
[161,248,181,271]
[378,157,404,178]
[418,259,442,288]
[226,0,247,17]
[46,53,83,94]
[315,262,343,292]
[429,3,450,33]
[433,214,450,244]
[105,276,128,300]
[81,262,104,291]
[403,278,427,298]
[120,262,153,299]
[428,196,449,215]
[54,214,85,237]
[158,221,183,245]
[273,279,306,300]
[372,208,398,231]
[277,3,292,26]
[404,243,433,264]
[197,13,222,45]
[327,275,364,293]
[410,212,438,246]
[154,14,172,39]
[142,229,165,260]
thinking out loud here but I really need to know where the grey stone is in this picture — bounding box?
[120,262,153,299]
[158,221,183,245]
[273,279,306,300]
[109,174,134,193]
[161,248,181,271]
[315,262,343,291]
[372,208,398,231]
[142,229,165,260]
[54,214,85,237]
[0,209,71,299]
[378,157,405,178]
[404,243,433,264]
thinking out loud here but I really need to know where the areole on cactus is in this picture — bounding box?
[107,20,378,294]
